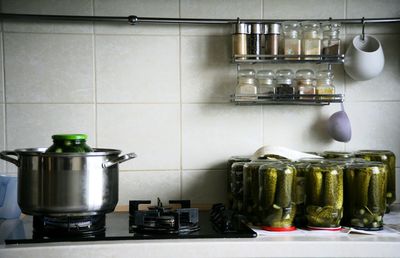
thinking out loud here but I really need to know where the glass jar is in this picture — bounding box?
[343,162,387,230]
[292,161,310,227]
[266,23,281,58]
[322,151,354,159]
[322,22,341,56]
[227,156,251,210]
[232,22,249,59]
[305,163,343,229]
[301,22,321,60]
[295,69,316,99]
[256,70,276,96]
[46,134,93,153]
[258,163,297,231]
[276,69,295,100]
[248,23,264,59]
[316,69,335,100]
[235,69,258,99]
[354,150,396,208]
[230,161,250,212]
[283,21,301,60]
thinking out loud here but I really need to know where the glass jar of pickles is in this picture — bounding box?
[354,150,396,208]
[227,156,251,210]
[322,151,354,159]
[258,163,297,231]
[230,161,249,212]
[46,134,93,153]
[305,163,343,229]
[344,162,387,230]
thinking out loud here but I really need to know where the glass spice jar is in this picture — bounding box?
[248,23,264,59]
[276,69,295,100]
[256,70,276,96]
[266,23,281,58]
[305,163,343,229]
[283,21,301,60]
[321,22,341,56]
[301,21,321,60]
[316,69,335,100]
[295,69,316,100]
[343,161,387,230]
[258,163,297,231]
[46,134,93,153]
[232,22,249,59]
[235,69,258,100]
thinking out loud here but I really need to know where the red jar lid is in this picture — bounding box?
[261,226,296,232]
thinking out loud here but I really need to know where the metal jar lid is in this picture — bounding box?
[233,23,249,34]
[250,23,263,34]
[268,23,281,34]
[277,78,292,85]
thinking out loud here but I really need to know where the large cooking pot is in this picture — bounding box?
[0,148,136,217]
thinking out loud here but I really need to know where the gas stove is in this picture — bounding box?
[2,200,256,244]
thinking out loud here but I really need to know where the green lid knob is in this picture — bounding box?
[52,134,88,140]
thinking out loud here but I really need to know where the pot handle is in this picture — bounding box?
[0,151,19,167]
[102,152,137,168]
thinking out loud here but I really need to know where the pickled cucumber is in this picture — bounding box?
[354,169,371,207]
[260,168,277,209]
[275,168,294,209]
[368,167,382,213]
[323,170,339,208]
[308,168,323,206]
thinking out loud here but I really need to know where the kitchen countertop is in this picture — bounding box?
[1,206,400,258]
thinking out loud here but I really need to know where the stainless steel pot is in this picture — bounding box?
[0,148,136,217]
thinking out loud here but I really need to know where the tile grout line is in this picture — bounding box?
[92,0,98,148]
[1,19,7,172]
[343,0,348,152]
[179,0,183,200]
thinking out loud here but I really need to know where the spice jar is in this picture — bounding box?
[256,70,276,96]
[343,162,387,230]
[232,22,249,59]
[295,69,316,100]
[235,69,258,100]
[316,69,335,100]
[276,69,295,100]
[266,23,281,58]
[258,163,297,231]
[283,21,301,60]
[354,150,396,209]
[46,134,93,153]
[305,163,343,229]
[248,23,264,59]
[227,156,251,210]
[301,22,321,60]
[322,22,341,56]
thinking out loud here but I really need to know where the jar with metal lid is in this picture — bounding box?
[301,21,321,60]
[322,151,354,159]
[276,69,295,100]
[316,70,335,100]
[248,23,264,59]
[305,163,343,229]
[258,163,297,231]
[256,70,276,96]
[321,22,341,56]
[230,161,250,212]
[354,150,396,208]
[295,69,316,99]
[235,69,258,99]
[266,23,281,58]
[292,161,310,227]
[232,22,249,59]
[283,21,301,60]
[227,156,251,210]
[343,161,387,230]
[46,134,93,153]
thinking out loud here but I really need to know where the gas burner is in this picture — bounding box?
[129,198,200,234]
[32,215,106,239]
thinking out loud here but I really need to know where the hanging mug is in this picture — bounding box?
[344,35,384,81]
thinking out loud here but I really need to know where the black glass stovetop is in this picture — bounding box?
[1,211,256,245]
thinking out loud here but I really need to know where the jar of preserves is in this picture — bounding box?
[344,162,387,230]
[295,69,316,99]
[301,21,321,60]
[283,21,301,60]
[321,22,341,56]
[305,163,343,229]
[232,22,249,59]
[46,134,93,153]
[230,161,250,212]
[256,70,276,96]
[276,69,295,100]
[227,156,251,210]
[322,151,354,159]
[354,150,396,208]
[258,163,297,231]
[235,69,258,99]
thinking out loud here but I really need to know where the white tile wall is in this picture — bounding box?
[0,0,399,203]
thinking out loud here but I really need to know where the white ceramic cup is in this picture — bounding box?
[344,35,384,81]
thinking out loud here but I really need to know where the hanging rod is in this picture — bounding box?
[0,13,399,25]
